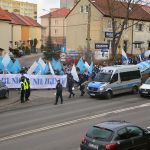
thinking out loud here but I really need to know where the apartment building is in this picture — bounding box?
[0,0,37,20]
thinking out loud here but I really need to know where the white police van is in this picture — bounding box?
[87,65,141,99]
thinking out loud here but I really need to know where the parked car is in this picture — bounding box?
[0,80,9,98]
[139,77,150,97]
[80,120,150,150]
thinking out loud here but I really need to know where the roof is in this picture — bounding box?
[8,13,41,27]
[0,7,11,21]
[41,7,70,18]
[93,0,150,21]
[95,120,132,131]
[66,0,150,21]
[142,5,150,14]
[23,16,41,27]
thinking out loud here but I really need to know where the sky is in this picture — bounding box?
[18,0,60,22]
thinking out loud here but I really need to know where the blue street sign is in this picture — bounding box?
[105,32,120,38]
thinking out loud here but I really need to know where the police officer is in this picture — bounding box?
[24,78,29,101]
[55,80,63,105]
[25,78,30,101]
[20,78,26,103]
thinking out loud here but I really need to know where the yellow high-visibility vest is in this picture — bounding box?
[24,79,29,90]
[20,82,25,91]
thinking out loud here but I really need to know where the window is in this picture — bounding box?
[55,20,58,25]
[135,23,143,31]
[127,126,143,138]
[134,43,141,49]
[86,126,113,141]
[148,24,150,32]
[120,70,141,81]
[116,128,128,140]
[85,5,89,13]
[54,29,57,34]
[111,73,118,83]
[80,5,84,12]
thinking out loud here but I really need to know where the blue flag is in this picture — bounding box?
[76,57,86,74]
[52,58,63,71]
[88,62,93,76]
[7,59,14,72]
[10,59,21,73]
[0,56,4,71]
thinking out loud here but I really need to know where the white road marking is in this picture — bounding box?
[0,102,150,142]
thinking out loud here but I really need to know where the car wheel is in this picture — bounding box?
[5,91,9,99]
[105,91,112,99]
[132,86,138,94]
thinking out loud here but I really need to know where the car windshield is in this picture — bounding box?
[94,73,112,82]
[145,78,150,84]
[86,126,113,141]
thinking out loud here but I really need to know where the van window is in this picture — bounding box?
[94,73,112,82]
[111,73,118,83]
[120,70,141,81]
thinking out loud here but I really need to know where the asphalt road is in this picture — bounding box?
[0,94,149,150]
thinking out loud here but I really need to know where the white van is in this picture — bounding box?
[87,65,141,99]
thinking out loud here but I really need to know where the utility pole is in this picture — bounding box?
[86,3,91,62]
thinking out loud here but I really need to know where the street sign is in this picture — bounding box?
[105,32,120,38]
[95,43,109,49]
[95,43,109,60]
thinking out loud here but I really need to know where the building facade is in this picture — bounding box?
[41,8,70,47]
[0,8,11,53]
[66,0,150,61]
[0,0,37,20]
[60,0,78,9]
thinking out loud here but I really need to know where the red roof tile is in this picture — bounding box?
[23,16,41,27]
[10,13,41,27]
[66,0,150,21]
[92,0,150,21]
[142,5,150,14]
[0,7,11,21]
[41,7,70,18]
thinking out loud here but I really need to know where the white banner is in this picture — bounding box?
[0,74,67,89]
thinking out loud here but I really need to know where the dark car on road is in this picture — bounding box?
[0,81,9,98]
[80,120,150,150]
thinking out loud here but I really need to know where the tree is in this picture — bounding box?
[104,0,150,61]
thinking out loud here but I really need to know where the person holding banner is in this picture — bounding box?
[55,80,63,105]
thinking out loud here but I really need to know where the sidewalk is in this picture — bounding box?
[0,89,85,113]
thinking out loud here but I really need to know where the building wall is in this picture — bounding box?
[133,21,150,55]
[35,27,42,49]
[21,26,29,46]
[0,0,37,20]
[41,16,66,45]
[0,20,11,53]
[66,0,133,57]
[11,24,21,49]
